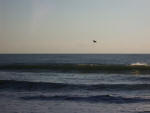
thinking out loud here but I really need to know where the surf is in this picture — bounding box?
[1,63,150,74]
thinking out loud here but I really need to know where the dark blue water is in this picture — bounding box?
[0,54,150,113]
[0,54,150,65]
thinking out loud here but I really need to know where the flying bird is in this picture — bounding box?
[93,40,97,43]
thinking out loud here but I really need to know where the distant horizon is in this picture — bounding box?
[1,53,150,54]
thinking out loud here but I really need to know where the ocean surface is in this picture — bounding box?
[0,54,150,113]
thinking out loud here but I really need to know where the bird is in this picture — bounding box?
[93,40,97,43]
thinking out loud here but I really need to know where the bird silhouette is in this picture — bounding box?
[93,40,97,43]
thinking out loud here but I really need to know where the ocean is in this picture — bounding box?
[0,54,150,113]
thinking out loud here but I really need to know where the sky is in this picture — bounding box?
[1,0,150,53]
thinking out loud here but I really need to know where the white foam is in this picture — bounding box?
[130,62,148,66]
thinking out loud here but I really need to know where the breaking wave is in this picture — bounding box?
[130,62,148,66]
[1,63,150,73]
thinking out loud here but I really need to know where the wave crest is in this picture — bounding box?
[1,64,150,73]
[130,62,148,66]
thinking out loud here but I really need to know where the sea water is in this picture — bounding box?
[0,54,150,113]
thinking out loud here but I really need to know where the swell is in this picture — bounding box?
[0,64,150,73]
[1,80,150,91]
[20,95,150,104]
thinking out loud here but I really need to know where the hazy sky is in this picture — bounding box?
[1,0,150,53]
